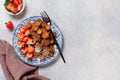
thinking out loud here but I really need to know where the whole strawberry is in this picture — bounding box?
[5,21,14,30]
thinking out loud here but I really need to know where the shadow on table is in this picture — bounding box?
[39,55,61,68]
[9,4,27,19]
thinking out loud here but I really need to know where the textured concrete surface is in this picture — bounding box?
[1,0,120,80]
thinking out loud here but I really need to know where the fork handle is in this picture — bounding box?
[50,30,66,63]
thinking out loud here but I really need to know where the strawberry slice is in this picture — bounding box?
[17,3,22,11]
[21,48,26,54]
[20,26,27,33]
[5,3,14,11]
[28,45,34,53]
[21,47,28,54]
[22,36,32,44]
[25,30,30,36]
[18,41,25,47]
[17,0,22,4]
[22,36,30,42]
[26,38,32,44]
[10,6,18,14]
[8,0,13,3]
[17,32,24,39]
[26,53,33,58]
[13,0,19,8]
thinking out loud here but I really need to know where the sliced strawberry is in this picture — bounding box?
[5,3,14,11]
[17,3,22,11]
[17,32,24,39]
[8,0,13,3]
[24,47,28,52]
[26,38,32,44]
[28,45,34,53]
[21,47,28,54]
[17,0,22,4]
[25,30,30,36]
[10,6,18,14]
[26,52,33,58]
[20,26,27,33]
[18,41,25,47]
[21,48,26,54]
[22,36,30,42]
[13,0,19,8]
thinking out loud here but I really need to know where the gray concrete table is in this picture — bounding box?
[1,0,120,80]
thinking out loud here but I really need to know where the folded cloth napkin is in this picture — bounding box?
[0,40,50,80]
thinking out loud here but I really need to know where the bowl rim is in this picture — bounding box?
[4,0,25,15]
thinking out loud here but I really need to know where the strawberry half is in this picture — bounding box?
[25,30,31,36]
[18,41,25,48]
[28,45,34,53]
[20,26,27,33]
[26,38,32,44]
[10,6,18,14]
[13,0,19,8]
[26,53,33,59]
[8,0,13,3]
[22,36,30,42]
[5,3,14,11]
[17,32,24,39]
[17,3,22,11]
[21,47,28,54]
[17,0,22,4]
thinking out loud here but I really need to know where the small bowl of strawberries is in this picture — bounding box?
[4,0,25,15]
